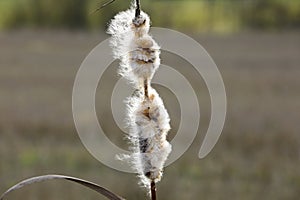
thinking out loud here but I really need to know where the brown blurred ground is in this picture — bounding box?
[0,30,300,200]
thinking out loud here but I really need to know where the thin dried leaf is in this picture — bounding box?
[0,174,125,200]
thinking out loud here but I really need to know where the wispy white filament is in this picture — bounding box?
[108,2,171,191]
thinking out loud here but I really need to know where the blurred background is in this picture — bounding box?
[0,0,300,199]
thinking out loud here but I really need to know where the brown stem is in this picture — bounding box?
[150,181,156,200]
[135,0,141,17]
[144,79,149,99]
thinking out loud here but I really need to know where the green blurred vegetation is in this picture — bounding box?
[0,0,299,32]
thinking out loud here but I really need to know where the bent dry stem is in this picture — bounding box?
[0,175,125,200]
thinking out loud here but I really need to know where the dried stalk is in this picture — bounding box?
[150,181,157,200]
[0,175,125,200]
[135,0,141,17]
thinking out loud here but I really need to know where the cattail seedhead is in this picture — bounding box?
[107,7,157,87]
[108,1,172,194]
[126,88,171,188]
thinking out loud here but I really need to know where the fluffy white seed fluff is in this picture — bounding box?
[107,7,160,88]
[108,2,171,191]
[126,88,172,187]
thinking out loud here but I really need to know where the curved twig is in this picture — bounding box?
[0,175,125,200]
[90,0,116,14]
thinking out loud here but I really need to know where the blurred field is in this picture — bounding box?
[0,30,300,200]
[1,0,300,32]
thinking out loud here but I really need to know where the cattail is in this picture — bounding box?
[107,3,160,88]
[126,87,172,185]
[108,0,172,196]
